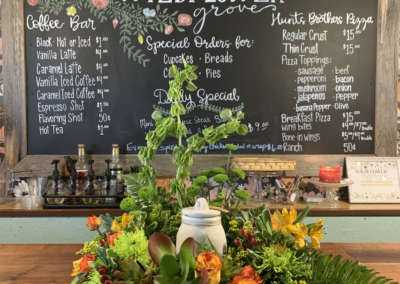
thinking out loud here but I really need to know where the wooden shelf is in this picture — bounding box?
[1,199,400,217]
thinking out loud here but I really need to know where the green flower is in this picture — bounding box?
[200,170,214,178]
[213,174,228,184]
[138,187,154,201]
[217,193,226,200]
[193,176,207,185]
[128,210,142,218]
[231,169,245,179]
[226,144,238,151]
[235,189,250,202]
[84,270,101,284]
[209,200,223,207]
[212,167,226,175]
[187,185,200,198]
[120,198,137,211]
[112,229,151,265]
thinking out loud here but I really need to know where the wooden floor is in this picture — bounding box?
[0,243,399,283]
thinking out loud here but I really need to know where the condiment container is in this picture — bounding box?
[176,198,226,256]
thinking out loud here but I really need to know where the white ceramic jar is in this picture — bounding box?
[176,198,227,257]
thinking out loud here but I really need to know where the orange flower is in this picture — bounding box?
[274,244,287,251]
[78,254,95,274]
[241,266,262,284]
[196,252,223,284]
[228,276,259,284]
[271,214,279,230]
[86,216,101,231]
[107,231,122,246]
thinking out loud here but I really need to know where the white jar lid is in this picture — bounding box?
[182,198,220,218]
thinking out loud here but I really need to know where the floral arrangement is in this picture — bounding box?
[71,206,395,284]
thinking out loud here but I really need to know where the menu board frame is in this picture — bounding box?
[3,0,399,177]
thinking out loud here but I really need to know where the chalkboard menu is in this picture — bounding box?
[25,0,377,155]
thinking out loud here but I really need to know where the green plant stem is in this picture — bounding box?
[207,180,211,202]
[233,200,241,212]
[226,150,232,174]
[198,184,205,200]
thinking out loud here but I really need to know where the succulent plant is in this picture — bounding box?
[148,233,208,284]
[114,259,153,284]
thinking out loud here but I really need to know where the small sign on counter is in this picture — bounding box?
[346,157,400,203]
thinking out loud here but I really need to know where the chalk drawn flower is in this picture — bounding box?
[113,19,118,29]
[178,14,192,26]
[165,25,174,35]
[66,6,77,16]
[27,0,38,6]
[138,35,143,44]
[143,8,156,17]
[92,0,109,9]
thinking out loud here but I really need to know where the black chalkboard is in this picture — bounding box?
[24,0,377,155]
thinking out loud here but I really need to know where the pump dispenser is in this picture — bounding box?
[46,160,65,205]
[83,160,101,204]
[102,160,117,204]
[66,160,79,204]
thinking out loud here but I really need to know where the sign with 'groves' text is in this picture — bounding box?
[24,0,377,155]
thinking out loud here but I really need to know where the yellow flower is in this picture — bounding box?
[66,6,77,16]
[273,207,298,237]
[71,258,82,276]
[111,218,121,233]
[294,222,308,250]
[309,219,324,249]
[121,213,134,230]
[138,35,143,44]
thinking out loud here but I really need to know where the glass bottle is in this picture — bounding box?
[110,144,124,194]
[102,160,117,204]
[76,144,88,185]
[46,160,66,205]
[66,160,78,204]
[83,160,101,204]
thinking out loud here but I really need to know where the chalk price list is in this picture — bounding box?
[95,36,111,136]
[279,12,375,154]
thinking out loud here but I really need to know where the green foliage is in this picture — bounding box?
[235,189,251,202]
[217,193,226,200]
[213,174,228,184]
[200,170,214,178]
[139,187,155,201]
[159,213,181,243]
[187,186,200,198]
[193,176,207,186]
[250,246,312,284]
[307,251,397,284]
[226,144,238,151]
[231,169,245,179]
[120,197,137,211]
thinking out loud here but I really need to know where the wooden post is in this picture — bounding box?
[375,0,400,156]
[3,0,27,167]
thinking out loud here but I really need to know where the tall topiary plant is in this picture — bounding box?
[137,59,248,208]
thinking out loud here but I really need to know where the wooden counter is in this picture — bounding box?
[0,243,398,283]
[2,199,400,217]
